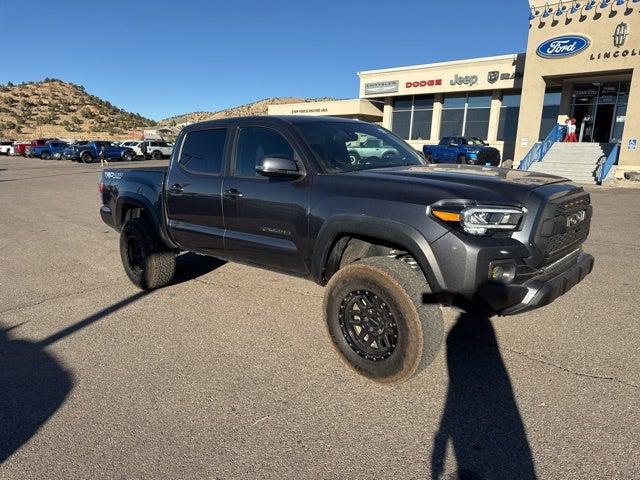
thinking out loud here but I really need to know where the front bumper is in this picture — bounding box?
[497,252,594,315]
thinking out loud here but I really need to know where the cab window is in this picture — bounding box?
[234,127,294,178]
[179,128,227,175]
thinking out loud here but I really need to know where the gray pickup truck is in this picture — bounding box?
[100,116,594,383]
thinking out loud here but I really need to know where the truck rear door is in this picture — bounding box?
[222,124,310,275]
[165,127,230,258]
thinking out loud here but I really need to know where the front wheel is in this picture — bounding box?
[152,150,162,160]
[123,152,133,162]
[41,152,51,160]
[81,153,93,164]
[324,256,444,384]
[120,217,176,290]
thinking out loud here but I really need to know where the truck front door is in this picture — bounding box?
[222,125,310,275]
[165,127,229,258]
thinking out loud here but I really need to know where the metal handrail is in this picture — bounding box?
[518,124,565,170]
[595,143,619,184]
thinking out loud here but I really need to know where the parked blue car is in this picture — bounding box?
[63,141,136,163]
[423,137,501,166]
[31,140,69,160]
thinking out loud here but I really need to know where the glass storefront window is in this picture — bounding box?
[440,92,491,140]
[391,110,411,139]
[497,91,521,142]
[391,95,434,141]
[538,87,562,140]
[570,81,630,143]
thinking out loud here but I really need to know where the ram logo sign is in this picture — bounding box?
[536,35,590,59]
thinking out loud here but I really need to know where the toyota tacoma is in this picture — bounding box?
[99,116,594,383]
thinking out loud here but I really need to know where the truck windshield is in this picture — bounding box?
[295,121,426,173]
[466,137,487,146]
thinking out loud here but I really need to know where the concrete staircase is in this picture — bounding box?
[528,143,614,184]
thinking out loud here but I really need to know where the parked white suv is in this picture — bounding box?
[0,141,15,155]
[141,140,173,159]
[120,140,145,156]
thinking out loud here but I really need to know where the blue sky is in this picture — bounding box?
[0,0,529,120]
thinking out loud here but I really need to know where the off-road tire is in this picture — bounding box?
[324,256,444,384]
[120,217,176,290]
[81,153,93,164]
[152,150,162,160]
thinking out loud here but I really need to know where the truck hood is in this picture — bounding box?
[351,164,573,205]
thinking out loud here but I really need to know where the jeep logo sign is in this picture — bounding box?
[537,35,590,58]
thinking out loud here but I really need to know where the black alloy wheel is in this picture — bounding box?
[82,153,93,164]
[339,289,399,361]
[324,256,444,383]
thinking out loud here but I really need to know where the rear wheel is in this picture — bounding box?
[119,217,176,290]
[152,150,162,160]
[425,152,434,163]
[324,256,444,384]
[81,153,93,164]
[41,152,51,160]
[123,152,133,162]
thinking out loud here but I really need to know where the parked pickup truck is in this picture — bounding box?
[30,140,70,160]
[423,137,501,166]
[100,116,594,383]
[64,141,135,163]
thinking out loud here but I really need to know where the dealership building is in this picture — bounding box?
[269,0,640,180]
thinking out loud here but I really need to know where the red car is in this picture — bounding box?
[11,142,31,156]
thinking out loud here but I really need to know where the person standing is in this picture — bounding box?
[99,144,108,167]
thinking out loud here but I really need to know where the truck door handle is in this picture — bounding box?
[223,188,243,199]
[168,183,184,193]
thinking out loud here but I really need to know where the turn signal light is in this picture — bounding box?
[431,209,461,222]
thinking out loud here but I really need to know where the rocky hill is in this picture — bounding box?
[159,96,336,126]
[0,79,155,140]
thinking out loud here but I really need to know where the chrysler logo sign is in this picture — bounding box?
[613,22,629,47]
[536,35,590,59]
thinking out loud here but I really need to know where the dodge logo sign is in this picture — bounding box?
[537,35,590,58]
[566,210,586,228]
[405,79,442,88]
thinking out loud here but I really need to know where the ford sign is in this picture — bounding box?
[536,35,590,59]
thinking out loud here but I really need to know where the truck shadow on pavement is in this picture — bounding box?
[425,295,537,480]
[0,254,224,463]
[0,292,149,464]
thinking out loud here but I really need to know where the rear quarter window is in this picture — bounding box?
[179,128,227,175]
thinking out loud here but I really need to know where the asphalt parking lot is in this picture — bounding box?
[1,156,639,480]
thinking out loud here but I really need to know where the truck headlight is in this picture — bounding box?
[430,205,524,236]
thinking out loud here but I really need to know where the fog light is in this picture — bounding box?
[488,261,517,284]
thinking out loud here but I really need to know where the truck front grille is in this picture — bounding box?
[534,191,592,263]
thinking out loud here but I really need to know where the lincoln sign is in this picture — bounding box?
[536,35,590,58]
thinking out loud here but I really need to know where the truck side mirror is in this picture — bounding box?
[256,156,302,178]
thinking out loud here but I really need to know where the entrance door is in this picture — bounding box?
[592,104,614,143]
